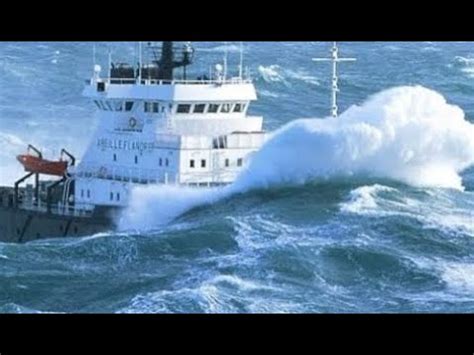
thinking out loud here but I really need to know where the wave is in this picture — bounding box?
[440,261,474,294]
[258,65,287,84]
[118,273,280,313]
[453,56,474,78]
[120,86,474,231]
[340,184,400,215]
[257,64,320,86]
[341,184,474,237]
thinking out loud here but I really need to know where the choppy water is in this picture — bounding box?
[2,42,474,313]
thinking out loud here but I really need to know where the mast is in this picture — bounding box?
[156,41,194,81]
[313,42,356,118]
[239,42,244,79]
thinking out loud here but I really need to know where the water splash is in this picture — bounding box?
[121,86,474,231]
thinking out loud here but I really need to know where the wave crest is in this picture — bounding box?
[120,86,474,231]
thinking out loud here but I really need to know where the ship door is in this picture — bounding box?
[211,151,223,184]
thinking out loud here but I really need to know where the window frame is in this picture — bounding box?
[125,101,134,112]
[233,103,245,113]
[207,104,220,113]
[114,101,123,111]
[193,104,206,114]
[221,103,232,113]
[177,104,192,114]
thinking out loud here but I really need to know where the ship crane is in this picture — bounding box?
[313,42,356,118]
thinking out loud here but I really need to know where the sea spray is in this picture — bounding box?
[119,86,474,231]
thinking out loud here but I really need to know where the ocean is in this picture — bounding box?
[1,41,474,313]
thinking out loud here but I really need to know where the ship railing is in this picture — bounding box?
[20,200,95,218]
[74,164,241,187]
[86,77,252,86]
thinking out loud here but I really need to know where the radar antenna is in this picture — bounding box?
[313,42,356,118]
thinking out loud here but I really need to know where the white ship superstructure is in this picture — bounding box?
[74,42,267,211]
[0,41,356,243]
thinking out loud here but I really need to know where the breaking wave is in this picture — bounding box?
[258,64,320,86]
[453,56,474,78]
[120,86,474,231]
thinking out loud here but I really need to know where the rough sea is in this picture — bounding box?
[2,42,474,313]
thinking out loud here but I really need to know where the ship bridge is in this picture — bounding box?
[75,42,267,209]
[83,77,257,102]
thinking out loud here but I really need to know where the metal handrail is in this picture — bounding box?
[73,163,242,186]
[86,77,252,86]
[20,200,95,218]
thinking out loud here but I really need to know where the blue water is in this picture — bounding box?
[1,42,474,313]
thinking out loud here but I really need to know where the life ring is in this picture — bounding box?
[129,117,137,129]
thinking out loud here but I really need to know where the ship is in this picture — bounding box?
[0,41,268,243]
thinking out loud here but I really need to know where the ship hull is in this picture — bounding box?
[0,206,114,244]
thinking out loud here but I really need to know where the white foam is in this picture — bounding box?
[258,65,320,86]
[258,65,287,84]
[118,273,278,313]
[440,262,474,294]
[118,86,474,231]
[340,184,397,215]
[202,44,242,53]
[118,185,227,230]
[259,89,280,98]
[454,56,474,78]
[285,68,320,86]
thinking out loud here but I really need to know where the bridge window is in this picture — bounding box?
[208,104,220,113]
[114,102,123,111]
[113,154,117,162]
[201,160,206,168]
[193,104,206,114]
[96,101,107,111]
[145,102,160,113]
[105,101,114,111]
[213,136,227,149]
[237,158,243,167]
[233,103,244,113]
[159,158,163,167]
[125,101,134,112]
[110,192,114,201]
[116,193,120,202]
[190,160,195,168]
[221,103,232,113]
[177,104,191,114]
[225,159,229,167]
[94,100,102,110]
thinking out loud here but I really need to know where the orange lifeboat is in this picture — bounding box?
[16,154,68,177]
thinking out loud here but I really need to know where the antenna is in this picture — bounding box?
[313,42,356,118]
[108,48,112,80]
[223,42,228,80]
[138,41,142,82]
[239,42,243,79]
[92,43,96,66]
